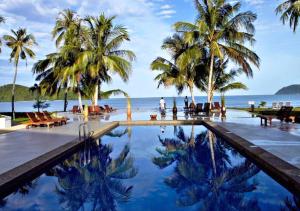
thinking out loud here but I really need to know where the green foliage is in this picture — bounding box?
[276,0,300,32]
[259,101,267,107]
[174,0,260,103]
[0,84,79,102]
[0,84,32,101]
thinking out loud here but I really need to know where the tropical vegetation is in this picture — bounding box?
[33,10,135,112]
[3,29,37,119]
[152,0,259,109]
[276,0,300,32]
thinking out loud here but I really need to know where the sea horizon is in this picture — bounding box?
[1,94,300,112]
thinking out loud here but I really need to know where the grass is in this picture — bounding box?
[12,117,28,126]
[229,107,300,116]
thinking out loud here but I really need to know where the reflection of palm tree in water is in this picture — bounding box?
[53,140,138,211]
[152,126,261,209]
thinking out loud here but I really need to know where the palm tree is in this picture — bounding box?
[80,14,135,106]
[151,34,201,104]
[52,9,79,47]
[3,29,37,119]
[33,52,70,112]
[0,15,5,53]
[195,59,248,107]
[276,0,300,32]
[174,0,260,108]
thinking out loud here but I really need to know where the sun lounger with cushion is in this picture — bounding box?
[70,105,80,113]
[196,103,203,113]
[36,112,61,125]
[272,102,278,109]
[213,102,221,112]
[26,112,55,129]
[43,111,67,125]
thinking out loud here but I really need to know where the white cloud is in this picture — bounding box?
[0,0,173,97]
[160,4,172,10]
[158,9,176,16]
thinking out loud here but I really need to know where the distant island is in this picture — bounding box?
[0,84,78,102]
[275,84,300,95]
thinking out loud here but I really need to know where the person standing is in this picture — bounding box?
[160,97,165,111]
[184,96,189,109]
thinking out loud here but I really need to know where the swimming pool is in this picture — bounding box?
[1,126,299,210]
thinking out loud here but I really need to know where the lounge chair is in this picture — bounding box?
[70,105,80,113]
[88,106,103,115]
[104,105,116,113]
[213,102,221,112]
[278,102,284,109]
[88,106,96,116]
[26,112,55,129]
[257,106,295,126]
[43,111,67,125]
[203,103,210,114]
[36,112,61,126]
[189,103,196,113]
[272,102,278,109]
[94,106,103,115]
[286,102,291,107]
[196,103,203,113]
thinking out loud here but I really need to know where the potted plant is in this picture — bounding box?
[172,98,177,115]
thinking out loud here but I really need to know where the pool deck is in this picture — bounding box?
[0,115,114,175]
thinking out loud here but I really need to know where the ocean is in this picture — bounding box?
[0,95,300,112]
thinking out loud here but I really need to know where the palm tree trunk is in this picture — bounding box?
[93,84,98,106]
[207,54,215,109]
[11,64,18,120]
[189,83,195,104]
[63,89,68,112]
[76,73,83,112]
[78,89,83,112]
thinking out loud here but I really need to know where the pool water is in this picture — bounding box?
[1,126,299,210]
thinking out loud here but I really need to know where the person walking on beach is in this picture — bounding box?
[184,96,188,109]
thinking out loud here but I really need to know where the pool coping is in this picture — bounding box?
[0,119,299,198]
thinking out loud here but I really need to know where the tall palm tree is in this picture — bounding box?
[151,34,201,104]
[33,52,70,112]
[52,9,79,47]
[195,59,248,105]
[3,29,37,119]
[276,0,300,32]
[174,0,260,108]
[80,14,135,106]
[0,15,5,53]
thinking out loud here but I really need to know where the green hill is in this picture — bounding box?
[0,84,33,101]
[275,84,300,95]
[0,84,78,102]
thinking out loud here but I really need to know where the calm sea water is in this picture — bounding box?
[0,95,300,112]
[1,126,297,210]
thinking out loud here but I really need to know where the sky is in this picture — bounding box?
[0,0,299,98]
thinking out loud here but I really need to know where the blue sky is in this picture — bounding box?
[0,0,299,97]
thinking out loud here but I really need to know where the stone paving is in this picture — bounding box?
[0,114,110,175]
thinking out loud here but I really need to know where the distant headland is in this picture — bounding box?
[275,84,300,95]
